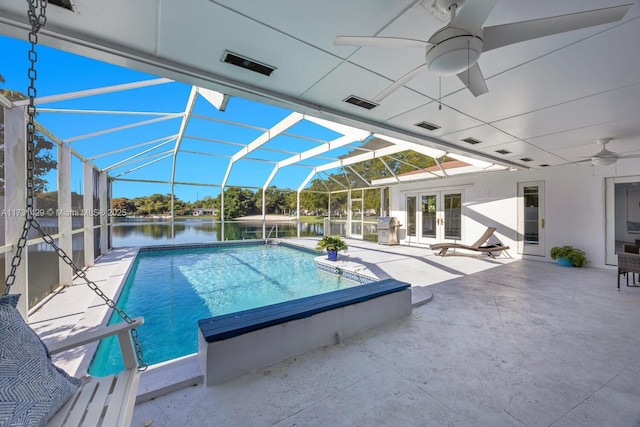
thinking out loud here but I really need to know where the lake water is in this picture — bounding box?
[111,217,325,247]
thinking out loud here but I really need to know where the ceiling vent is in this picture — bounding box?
[495,149,511,155]
[462,137,481,145]
[520,157,533,162]
[539,164,550,167]
[50,0,75,11]
[343,96,379,110]
[415,121,440,131]
[222,51,276,76]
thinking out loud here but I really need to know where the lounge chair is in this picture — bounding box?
[430,226,509,258]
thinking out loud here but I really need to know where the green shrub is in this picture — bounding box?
[315,235,348,252]
[550,246,588,267]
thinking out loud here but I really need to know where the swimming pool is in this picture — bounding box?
[89,243,362,376]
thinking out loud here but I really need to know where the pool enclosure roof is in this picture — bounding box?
[1,68,508,197]
[1,0,640,197]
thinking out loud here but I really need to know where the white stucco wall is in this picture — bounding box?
[387,160,640,269]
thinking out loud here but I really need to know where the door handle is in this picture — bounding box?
[541,218,545,229]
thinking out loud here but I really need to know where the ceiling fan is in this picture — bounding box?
[334,0,633,101]
[588,138,640,166]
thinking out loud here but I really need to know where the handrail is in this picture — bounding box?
[266,223,278,241]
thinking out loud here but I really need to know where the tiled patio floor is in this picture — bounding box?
[28,239,640,426]
[132,240,640,426]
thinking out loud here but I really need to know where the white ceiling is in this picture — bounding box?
[1,0,640,170]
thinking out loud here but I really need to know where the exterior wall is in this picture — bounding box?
[388,160,640,269]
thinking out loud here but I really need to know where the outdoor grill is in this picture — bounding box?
[377,217,399,245]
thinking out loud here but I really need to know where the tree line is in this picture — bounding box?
[112,186,346,219]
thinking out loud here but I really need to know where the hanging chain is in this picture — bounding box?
[30,219,147,370]
[4,0,46,296]
[4,0,147,371]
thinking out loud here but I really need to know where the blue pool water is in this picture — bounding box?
[89,244,358,376]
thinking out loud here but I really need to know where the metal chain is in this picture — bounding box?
[4,0,147,371]
[4,0,46,296]
[30,219,147,370]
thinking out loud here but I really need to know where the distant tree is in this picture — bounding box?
[363,188,381,212]
[254,186,290,214]
[199,195,217,208]
[34,191,57,211]
[284,191,297,215]
[214,187,257,219]
[112,197,137,215]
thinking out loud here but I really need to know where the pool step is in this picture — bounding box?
[137,353,203,403]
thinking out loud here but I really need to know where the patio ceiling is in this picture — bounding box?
[1,0,640,189]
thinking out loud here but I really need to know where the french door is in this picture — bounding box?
[517,181,546,256]
[405,191,463,245]
[604,176,640,265]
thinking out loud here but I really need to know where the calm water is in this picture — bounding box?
[89,244,358,376]
[111,217,324,247]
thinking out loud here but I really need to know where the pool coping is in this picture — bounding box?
[41,239,428,401]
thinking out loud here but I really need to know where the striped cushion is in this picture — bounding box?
[0,294,80,426]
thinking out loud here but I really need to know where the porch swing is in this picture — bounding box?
[0,1,145,426]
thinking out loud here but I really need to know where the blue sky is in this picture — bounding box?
[1,35,363,202]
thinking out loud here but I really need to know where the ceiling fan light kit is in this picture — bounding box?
[425,28,482,75]
[591,157,617,167]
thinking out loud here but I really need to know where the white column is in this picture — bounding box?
[58,144,73,286]
[380,187,386,217]
[347,189,352,238]
[99,171,108,255]
[83,162,95,266]
[296,191,301,238]
[262,187,266,239]
[221,188,225,241]
[4,107,28,317]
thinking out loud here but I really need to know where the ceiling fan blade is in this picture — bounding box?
[620,154,640,159]
[457,63,489,97]
[373,63,428,103]
[483,4,633,52]
[334,36,430,48]
[452,0,499,32]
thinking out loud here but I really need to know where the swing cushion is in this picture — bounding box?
[0,294,81,426]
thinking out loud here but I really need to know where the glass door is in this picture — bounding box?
[409,191,463,245]
[517,181,545,256]
[406,195,417,244]
[420,194,437,240]
[605,176,640,265]
[442,192,462,240]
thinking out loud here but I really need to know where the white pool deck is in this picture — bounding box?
[28,238,640,426]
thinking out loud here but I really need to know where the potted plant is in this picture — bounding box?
[550,246,588,267]
[316,235,348,261]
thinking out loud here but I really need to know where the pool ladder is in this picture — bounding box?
[266,223,278,243]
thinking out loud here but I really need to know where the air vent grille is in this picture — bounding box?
[222,51,276,76]
[343,96,378,110]
[415,121,440,131]
[520,157,533,162]
[462,137,481,145]
[495,149,511,155]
